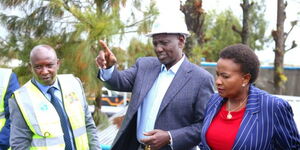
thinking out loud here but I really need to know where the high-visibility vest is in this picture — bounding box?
[0,68,12,130]
[14,74,89,150]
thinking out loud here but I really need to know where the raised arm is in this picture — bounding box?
[95,40,117,69]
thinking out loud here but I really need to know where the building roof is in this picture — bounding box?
[98,106,127,147]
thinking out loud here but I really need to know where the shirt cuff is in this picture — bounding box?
[98,66,115,81]
[167,131,173,150]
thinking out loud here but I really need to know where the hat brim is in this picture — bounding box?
[145,32,190,37]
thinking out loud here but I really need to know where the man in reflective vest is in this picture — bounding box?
[9,45,101,150]
[0,68,19,150]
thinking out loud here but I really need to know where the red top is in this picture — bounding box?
[206,103,246,150]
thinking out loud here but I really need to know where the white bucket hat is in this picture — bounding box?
[146,11,190,37]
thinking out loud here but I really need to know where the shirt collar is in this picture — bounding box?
[161,55,185,74]
[33,77,60,93]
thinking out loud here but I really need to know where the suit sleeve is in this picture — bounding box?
[274,99,300,149]
[9,96,32,150]
[100,58,140,92]
[76,78,102,150]
[170,72,215,150]
[0,73,20,149]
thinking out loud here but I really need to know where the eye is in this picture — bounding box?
[161,41,168,46]
[217,72,230,79]
[34,65,42,70]
[47,64,54,68]
[222,74,230,79]
[153,41,157,47]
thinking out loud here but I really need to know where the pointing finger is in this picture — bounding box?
[96,51,107,68]
[99,40,111,53]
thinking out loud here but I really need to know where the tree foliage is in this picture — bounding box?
[232,0,268,50]
[127,38,154,67]
[179,0,268,63]
[180,0,205,58]
[0,0,157,127]
[0,0,156,91]
[201,10,241,61]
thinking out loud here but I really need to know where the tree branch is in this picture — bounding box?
[124,15,154,28]
[117,30,138,34]
[284,20,297,43]
[285,40,297,52]
[232,25,242,36]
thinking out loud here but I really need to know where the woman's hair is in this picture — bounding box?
[219,44,260,83]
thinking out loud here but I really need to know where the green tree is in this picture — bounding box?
[0,0,156,89]
[127,38,155,67]
[201,10,241,61]
[232,0,268,50]
[181,0,206,59]
[178,1,269,64]
[0,0,157,126]
[272,0,297,94]
[124,2,158,68]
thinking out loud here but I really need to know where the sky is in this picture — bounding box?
[155,0,300,66]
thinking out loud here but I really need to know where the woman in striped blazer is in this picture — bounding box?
[200,44,300,150]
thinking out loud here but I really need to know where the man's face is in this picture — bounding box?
[152,34,184,69]
[30,49,60,85]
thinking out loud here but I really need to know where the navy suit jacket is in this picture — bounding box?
[101,57,214,150]
[200,85,300,150]
[0,73,19,149]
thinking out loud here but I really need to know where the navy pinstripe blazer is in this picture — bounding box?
[200,85,300,150]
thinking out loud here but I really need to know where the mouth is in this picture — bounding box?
[157,53,167,59]
[41,76,51,81]
[217,88,224,93]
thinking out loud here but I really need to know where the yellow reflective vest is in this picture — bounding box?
[14,74,89,150]
[0,68,12,130]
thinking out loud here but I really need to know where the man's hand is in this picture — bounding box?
[95,40,117,69]
[140,129,171,150]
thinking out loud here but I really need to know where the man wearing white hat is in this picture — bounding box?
[95,11,214,150]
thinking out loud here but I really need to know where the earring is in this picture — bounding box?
[242,84,245,87]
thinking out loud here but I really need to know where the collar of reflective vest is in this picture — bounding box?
[14,74,89,149]
[0,68,12,129]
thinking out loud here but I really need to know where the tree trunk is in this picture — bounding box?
[232,0,253,45]
[272,0,286,94]
[181,0,205,58]
[240,0,252,45]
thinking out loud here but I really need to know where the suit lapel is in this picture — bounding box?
[136,60,161,107]
[232,85,260,149]
[113,59,161,147]
[201,96,224,147]
[156,58,192,117]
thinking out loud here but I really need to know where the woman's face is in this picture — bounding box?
[215,58,248,98]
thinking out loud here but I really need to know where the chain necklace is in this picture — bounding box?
[226,95,248,119]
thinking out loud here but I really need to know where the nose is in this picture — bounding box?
[155,45,163,52]
[215,76,222,86]
[40,66,49,75]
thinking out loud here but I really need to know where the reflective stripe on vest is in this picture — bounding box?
[0,68,12,130]
[14,74,89,150]
[31,135,64,147]
[58,74,89,150]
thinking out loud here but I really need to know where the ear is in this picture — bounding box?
[57,59,61,68]
[242,73,251,86]
[178,35,185,49]
[28,62,33,73]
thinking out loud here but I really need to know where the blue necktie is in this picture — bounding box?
[47,87,73,150]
